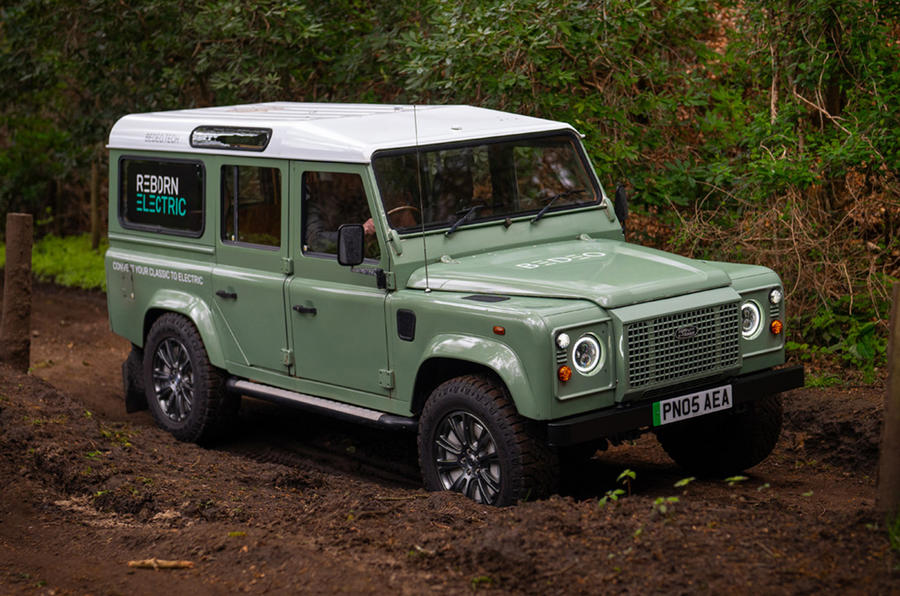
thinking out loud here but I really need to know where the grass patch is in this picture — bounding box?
[0,234,106,291]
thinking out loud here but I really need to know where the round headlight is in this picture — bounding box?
[556,333,571,350]
[741,301,762,339]
[572,335,602,375]
[769,288,783,305]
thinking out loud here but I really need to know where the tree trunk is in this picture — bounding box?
[0,213,34,372]
[877,284,900,516]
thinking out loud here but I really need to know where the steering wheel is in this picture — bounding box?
[387,205,421,228]
[387,205,421,217]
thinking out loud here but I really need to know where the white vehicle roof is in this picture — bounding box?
[108,102,577,163]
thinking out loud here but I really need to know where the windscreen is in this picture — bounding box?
[372,132,599,233]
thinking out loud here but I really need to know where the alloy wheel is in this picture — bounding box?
[151,337,194,422]
[433,411,502,504]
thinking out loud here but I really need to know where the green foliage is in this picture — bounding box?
[0,234,107,290]
[598,488,625,508]
[32,234,108,290]
[470,575,496,591]
[652,496,679,515]
[888,512,900,554]
[599,468,637,507]
[783,291,891,382]
[674,477,695,489]
[806,307,888,382]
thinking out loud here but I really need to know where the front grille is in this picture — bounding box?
[625,303,740,389]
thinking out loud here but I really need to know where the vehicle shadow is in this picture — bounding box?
[222,397,694,502]
[222,398,422,489]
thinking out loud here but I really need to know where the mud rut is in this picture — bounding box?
[225,402,422,489]
[1,282,897,594]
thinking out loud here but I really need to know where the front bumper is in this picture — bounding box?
[546,366,804,447]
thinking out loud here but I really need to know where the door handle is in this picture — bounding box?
[216,290,237,300]
[292,305,317,315]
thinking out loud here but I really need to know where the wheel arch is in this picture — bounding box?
[410,334,544,420]
[141,289,227,369]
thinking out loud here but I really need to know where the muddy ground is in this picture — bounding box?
[0,284,897,594]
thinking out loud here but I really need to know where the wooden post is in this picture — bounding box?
[0,213,33,372]
[90,157,100,250]
[878,283,900,516]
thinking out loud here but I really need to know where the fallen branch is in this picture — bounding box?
[127,558,194,570]
[373,494,429,502]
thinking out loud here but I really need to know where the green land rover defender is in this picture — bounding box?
[107,103,803,506]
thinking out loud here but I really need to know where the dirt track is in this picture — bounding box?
[0,284,897,594]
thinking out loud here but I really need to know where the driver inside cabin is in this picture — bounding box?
[301,171,393,260]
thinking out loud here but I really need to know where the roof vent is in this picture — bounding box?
[190,126,272,151]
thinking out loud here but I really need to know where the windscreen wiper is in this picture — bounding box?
[445,203,485,236]
[530,188,586,224]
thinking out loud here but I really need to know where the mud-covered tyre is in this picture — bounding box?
[655,394,783,477]
[418,375,557,506]
[143,313,237,444]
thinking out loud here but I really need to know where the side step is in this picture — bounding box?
[225,379,418,431]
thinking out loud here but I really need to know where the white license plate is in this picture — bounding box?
[652,384,733,427]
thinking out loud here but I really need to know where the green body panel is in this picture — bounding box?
[405,237,731,309]
[386,291,566,420]
[420,334,538,412]
[144,288,227,368]
[387,202,622,289]
[105,240,226,368]
[106,138,791,430]
[718,265,789,376]
[385,290,628,420]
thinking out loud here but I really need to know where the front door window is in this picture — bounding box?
[301,171,379,261]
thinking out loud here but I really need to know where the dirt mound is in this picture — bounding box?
[784,386,883,473]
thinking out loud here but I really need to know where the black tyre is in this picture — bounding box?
[655,394,783,477]
[418,375,557,506]
[143,313,237,444]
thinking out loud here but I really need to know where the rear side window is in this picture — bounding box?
[119,158,204,236]
[221,165,282,248]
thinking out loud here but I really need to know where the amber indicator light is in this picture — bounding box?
[770,320,783,335]
[493,326,506,336]
[558,365,572,382]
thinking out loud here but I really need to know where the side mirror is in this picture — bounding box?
[614,183,629,239]
[337,224,365,266]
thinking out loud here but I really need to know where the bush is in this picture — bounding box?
[0,234,107,291]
